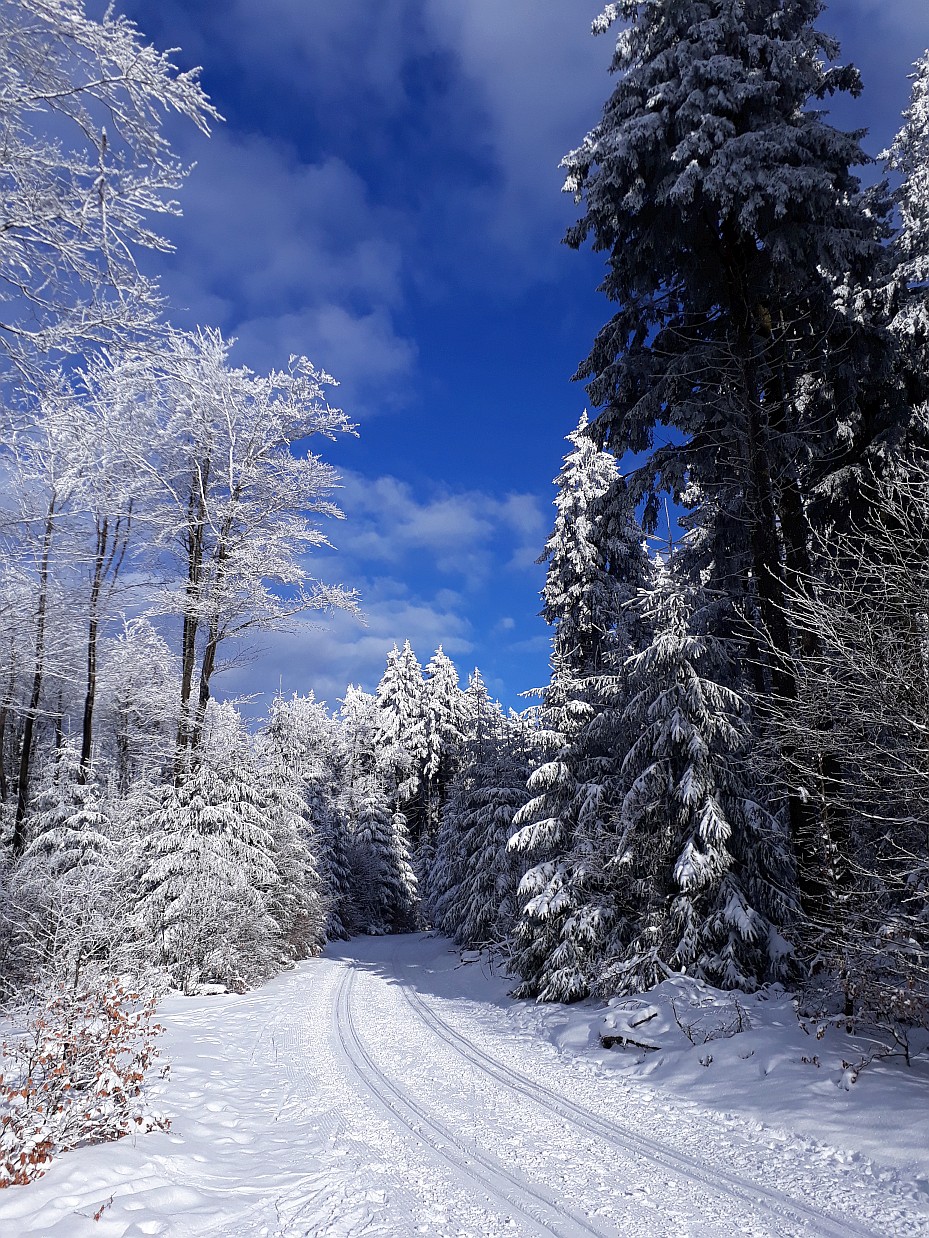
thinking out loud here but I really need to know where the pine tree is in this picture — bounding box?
[24,743,113,877]
[884,49,929,428]
[263,693,349,941]
[508,417,647,1000]
[344,781,419,935]
[562,0,900,923]
[374,643,428,834]
[886,50,929,294]
[424,667,484,926]
[135,707,280,991]
[607,560,794,993]
[257,747,328,961]
[440,714,529,950]
[422,646,465,853]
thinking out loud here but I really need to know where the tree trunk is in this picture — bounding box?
[13,496,56,854]
[189,611,220,753]
[79,517,107,781]
[174,464,209,780]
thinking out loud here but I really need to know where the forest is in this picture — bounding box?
[1,0,929,1190]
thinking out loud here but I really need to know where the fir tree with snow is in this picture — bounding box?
[255,746,328,962]
[440,713,530,951]
[562,0,907,922]
[374,643,428,836]
[887,49,929,294]
[135,705,281,991]
[344,781,419,935]
[607,559,794,993]
[508,418,647,1000]
[422,645,466,853]
[262,693,351,941]
[884,47,929,439]
[23,743,114,877]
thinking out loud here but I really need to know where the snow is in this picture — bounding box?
[2,934,928,1236]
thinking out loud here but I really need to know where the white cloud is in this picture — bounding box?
[328,470,546,587]
[218,590,474,715]
[422,1,613,255]
[214,469,548,712]
[237,305,417,413]
[148,131,415,411]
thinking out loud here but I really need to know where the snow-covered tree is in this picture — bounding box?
[422,646,465,852]
[134,705,280,991]
[758,459,929,1025]
[541,413,625,681]
[96,619,179,792]
[564,0,894,558]
[0,0,218,364]
[339,685,380,791]
[104,328,358,766]
[23,743,112,878]
[374,642,427,830]
[562,0,900,920]
[886,50,929,292]
[884,49,929,432]
[337,683,421,934]
[436,713,529,950]
[607,560,794,993]
[264,693,351,942]
[257,747,327,962]
[343,784,419,936]
[508,419,647,1001]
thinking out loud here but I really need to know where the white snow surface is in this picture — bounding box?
[1,933,928,1236]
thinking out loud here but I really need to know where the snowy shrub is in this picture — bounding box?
[0,976,168,1187]
[0,851,144,1002]
[798,933,929,1072]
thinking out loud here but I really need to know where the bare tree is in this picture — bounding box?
[114,329,358,768]
[758,454,929,1034]
[0,0,219,368]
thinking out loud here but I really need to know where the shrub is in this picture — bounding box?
[0,975,168,1186]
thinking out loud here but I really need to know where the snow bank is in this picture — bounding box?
[511,969,929,1183]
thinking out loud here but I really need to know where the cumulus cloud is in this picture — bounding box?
[219,589,474,716]
[132,0,929,355]
[421,1,612,258]
[138,128,416,411]
[327,470,546,587]
[214,469,548,712]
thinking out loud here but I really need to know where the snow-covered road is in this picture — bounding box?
[1,934,926,1237]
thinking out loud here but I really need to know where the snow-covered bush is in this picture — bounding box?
[0,977,168,1187]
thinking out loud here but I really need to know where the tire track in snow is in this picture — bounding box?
[333,963,609,1238]
[394,960,884,1238]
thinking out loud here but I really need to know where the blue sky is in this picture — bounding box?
[121,0,929,713]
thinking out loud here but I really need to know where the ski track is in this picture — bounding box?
[2,935,928,1237]
[384,940,928,1238]
[392,955,875,1238]
[334,966,607,1237]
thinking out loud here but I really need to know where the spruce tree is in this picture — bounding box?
[135,707,279,991]
[885,49,929,426]
[508,417,646,1000]
[422,646,465,852]
[24,744,113,877]
[886,51,929,296]
[562,0,899,920]
[375,643,428,837]
[263,693,350,941]
[344,782,419,935]
[608,559,794,992]
[440,715,529,951]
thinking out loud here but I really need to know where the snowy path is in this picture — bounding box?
[0,934,927,1237]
